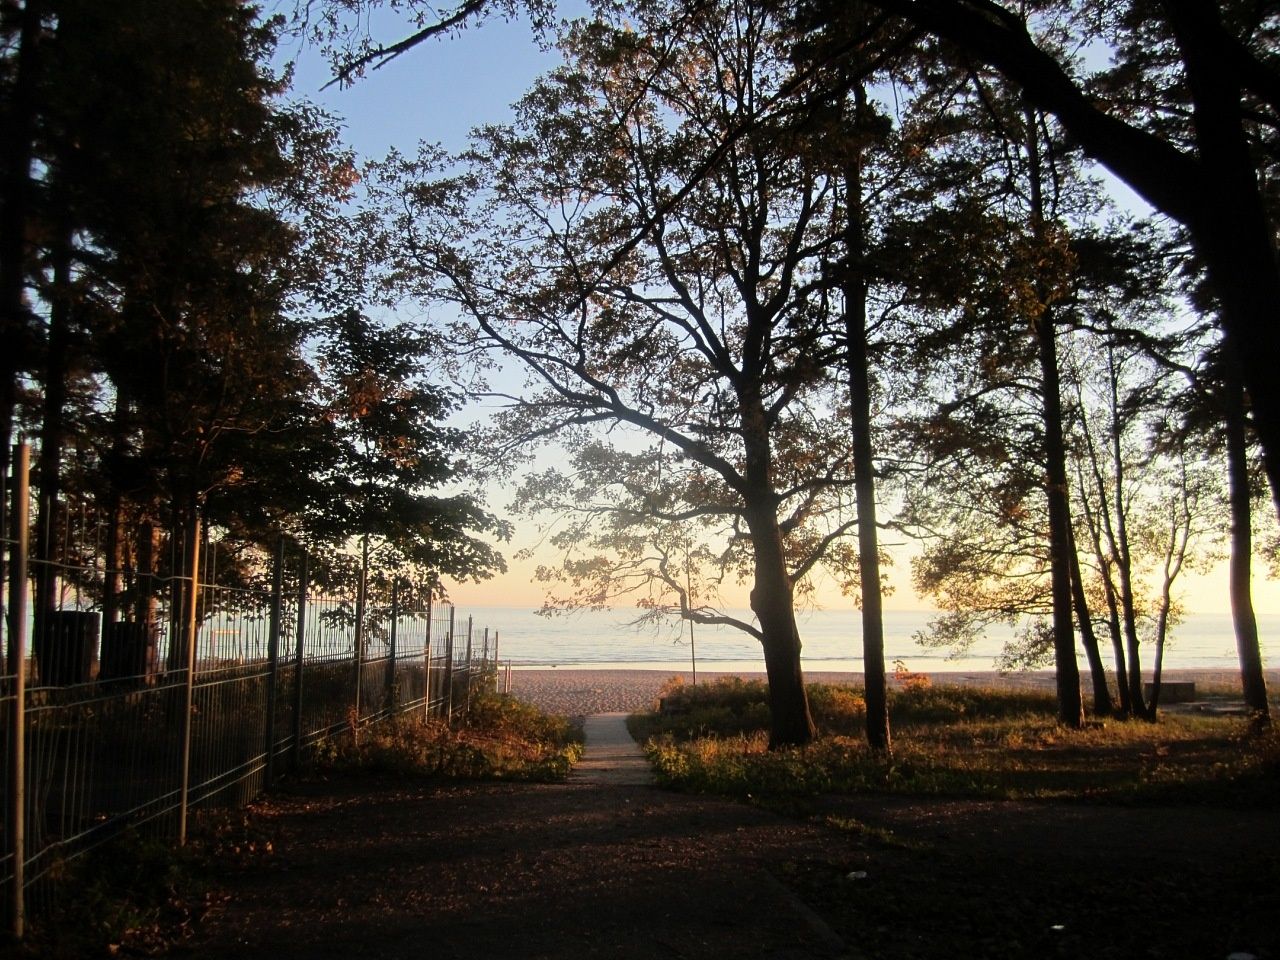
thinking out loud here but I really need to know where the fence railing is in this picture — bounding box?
[2,467,501,936]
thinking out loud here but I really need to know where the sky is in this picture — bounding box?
[276,5,1280,617]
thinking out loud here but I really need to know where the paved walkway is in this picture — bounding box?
[572,713,653,786]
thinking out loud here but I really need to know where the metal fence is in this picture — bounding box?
[2,453,502,936]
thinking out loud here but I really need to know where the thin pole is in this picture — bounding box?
[690,619,697,687]
[386,579,399,711]
[291,552,307,770]
[685,544,697,686]
[423,591,433,718]
[177,514,201,846]
[7,443,30,938]
[444,606,455,720]
[464,615,474,713]
[264,537,284,787]
[352,534,368,722]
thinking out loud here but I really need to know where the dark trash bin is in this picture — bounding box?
[99,621,156,682]
[33,610,99,685]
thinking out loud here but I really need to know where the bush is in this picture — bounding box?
[310,693,584,782]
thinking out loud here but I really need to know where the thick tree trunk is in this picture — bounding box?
[1223,358,1271,722]
[1036,311,1084,728]
[1025,104,1083,728]
[842,98,890,754]
[744,496,815,748]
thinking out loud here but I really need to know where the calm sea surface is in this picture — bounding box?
[456,606,1278,673]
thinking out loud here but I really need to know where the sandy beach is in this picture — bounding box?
[500,666,1276,716]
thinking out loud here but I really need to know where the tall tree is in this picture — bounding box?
[811,0,1280,529]
[377,0,879,746]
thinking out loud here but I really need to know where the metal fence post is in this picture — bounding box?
[177,514,202,846]
[385,579,398,712]
[291,553,307,771]
[263,538,283,787]
[6,443,30,938]
[423,592,433,719]
[444,606,455,721]
[352,537,368,723]
[464,616,474,714]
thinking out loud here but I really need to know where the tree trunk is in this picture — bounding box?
[1223,355,1271,722]
[1025,102,1083,728]
[1103,577,1132,716]
[842,90,891,754]
[1067,521,1113,715]
[1076,480,1132,716]
[743,494,815,748]
[33,227,73,636]
[101,389,131,627]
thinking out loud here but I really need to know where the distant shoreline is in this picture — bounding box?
[502,667,1277,717]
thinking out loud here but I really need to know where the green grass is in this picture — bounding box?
[634,677,1280,806]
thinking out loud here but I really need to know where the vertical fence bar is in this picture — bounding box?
[291,553,307,771]
[352,537,368,722]
[6,443,30,938]
[422,592,432,719]
[444,606,455,720]
[177,514,202,846]
[264,538,284,788]
[385,579,398,710]
[464,616,474,714]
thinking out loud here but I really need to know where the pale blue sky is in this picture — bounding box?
[281,7,578,159]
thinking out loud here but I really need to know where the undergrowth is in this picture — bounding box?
[635,676,1280,807]
[311,690,584,782]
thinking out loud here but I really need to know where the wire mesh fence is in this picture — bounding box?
[2,497,502,934]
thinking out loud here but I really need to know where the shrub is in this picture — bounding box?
[310,693,583,782]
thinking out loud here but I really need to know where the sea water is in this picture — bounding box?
[455,606,1278,673]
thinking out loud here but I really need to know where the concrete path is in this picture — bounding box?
[572,712,653,786]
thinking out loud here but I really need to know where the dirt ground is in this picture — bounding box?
[185,772,1280,960]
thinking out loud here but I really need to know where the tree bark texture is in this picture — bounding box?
[842,119,890,753]
[745,497,816,749]
[1067,521,1113,715]
[1024,103,1084,727]
[1223,355,1271,721]
[740,386,815,747]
